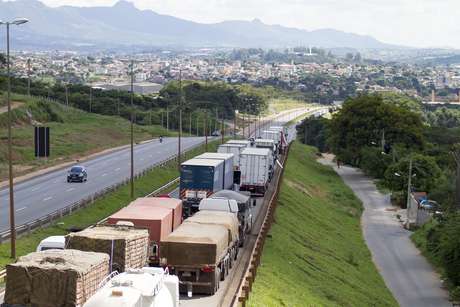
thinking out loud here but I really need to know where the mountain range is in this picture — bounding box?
[0,0,396,50]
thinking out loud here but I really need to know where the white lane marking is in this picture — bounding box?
[31,187,40,192]
[43,196,53,201]
[140,158,144,161]
[16,207,27,212]
[101,173,107,177]
[66,187,75,192]
[53,179,59,183]
[149,155,153,158]
[115,168,121,172]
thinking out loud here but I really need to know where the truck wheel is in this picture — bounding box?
[220,263,226,281]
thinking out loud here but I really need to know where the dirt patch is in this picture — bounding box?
[0,101,24,114]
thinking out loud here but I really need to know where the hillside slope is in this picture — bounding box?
[0,94,172,180]
[248,142,397,307]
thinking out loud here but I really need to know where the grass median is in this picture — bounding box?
[0,138,224,269]
[247,142,397,307]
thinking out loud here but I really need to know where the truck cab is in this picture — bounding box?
[83,267,179,307]
[36,235,65,252]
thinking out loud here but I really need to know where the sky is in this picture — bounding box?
[36,0,460,48]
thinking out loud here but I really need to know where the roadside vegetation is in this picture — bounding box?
[0,139,223,269]
[296,93,460,299]
[0,94,175,180]
[248,142,397,307]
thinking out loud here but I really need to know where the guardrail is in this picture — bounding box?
[0,140,207,244]
[233,142,292,307]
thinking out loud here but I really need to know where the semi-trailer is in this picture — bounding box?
[261,130,281,145]
[159,211,240,295]
[107,205,173,266]
[195,152,234,190]
[180,158,225,217]
[127,197,183,231]
[217,143,246,170]
[239,147,273,196]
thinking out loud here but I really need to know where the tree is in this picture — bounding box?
[384,154,442,193]
[296,116,329,152]
[0,53,6,68]
[328,94,425,165]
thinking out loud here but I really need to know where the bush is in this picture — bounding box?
[439,214,460,287]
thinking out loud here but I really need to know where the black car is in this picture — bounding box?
[67,166,87,183]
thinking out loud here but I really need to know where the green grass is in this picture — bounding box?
[0,139,224,269]
[247,142,398,307]
[266,98,310,115]
[0,93,178,180]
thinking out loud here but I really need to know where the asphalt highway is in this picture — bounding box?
[0,107,314,234]
[0,137,205,232]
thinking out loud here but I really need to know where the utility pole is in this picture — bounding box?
[381,129,386,153]
[89,87,92,113]
[205,110,208,151]
[189,112,192,135]
[242,112,245,138]
[2,18,29,259]
[178,69,183,171]
[27,58,31,96]
[6,23,15,259]
[215,108,218,133]
[233,109,237,137]
[166,101,169,132]
[304,121,308,144]
[221,109,224,144]
[453,151,460,210]
[130,60,135,199]
[406,157,413,211]
[65,83,69,108]
[196,114,199,136]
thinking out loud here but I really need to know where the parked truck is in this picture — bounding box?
[226,139,251,147]
[239,148,273,196]
[199,193,253,246]
[160,211,239,295]
[195,153,234,190]
[180,158,225,217]
[83,267,180,307]
[107,205,173,266]
[255,138,277,160]
[218,143,246,170]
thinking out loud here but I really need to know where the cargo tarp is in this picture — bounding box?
[4,249,109,307]
[66,225,149,273]
[160,223,228,265]
[184,211,239,245]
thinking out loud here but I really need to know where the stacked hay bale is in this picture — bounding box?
[4,249,109,307]
[66,224,149,272]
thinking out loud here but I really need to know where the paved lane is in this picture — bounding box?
[0,137,205,232]
[319,158,451,307]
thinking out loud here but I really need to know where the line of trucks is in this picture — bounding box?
[1,126,287,307]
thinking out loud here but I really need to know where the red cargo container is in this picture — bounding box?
[107,206,173,243]
[128,197,183,231]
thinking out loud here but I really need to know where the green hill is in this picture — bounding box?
[247,142,397,307]
[0,94,173,180]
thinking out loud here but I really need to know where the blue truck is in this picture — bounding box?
[180,158,225,217]
[195,153,235,190]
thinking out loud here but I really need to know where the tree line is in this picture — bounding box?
[0,75,268,133]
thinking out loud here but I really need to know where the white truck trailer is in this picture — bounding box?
[239,148,273,196]
[83,267,179,307]
[226,140,251,147]
[218,143,246,170]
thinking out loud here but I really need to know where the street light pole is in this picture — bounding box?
[27,58,31,96]
[406,157,413,211]
[1,17,29,259]
[205,110,208,151]
[130,60,135,199]
[89,86,92,113]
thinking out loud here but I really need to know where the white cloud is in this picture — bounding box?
[37,0,460,48]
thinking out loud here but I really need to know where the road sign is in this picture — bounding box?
[34,126,50,157]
